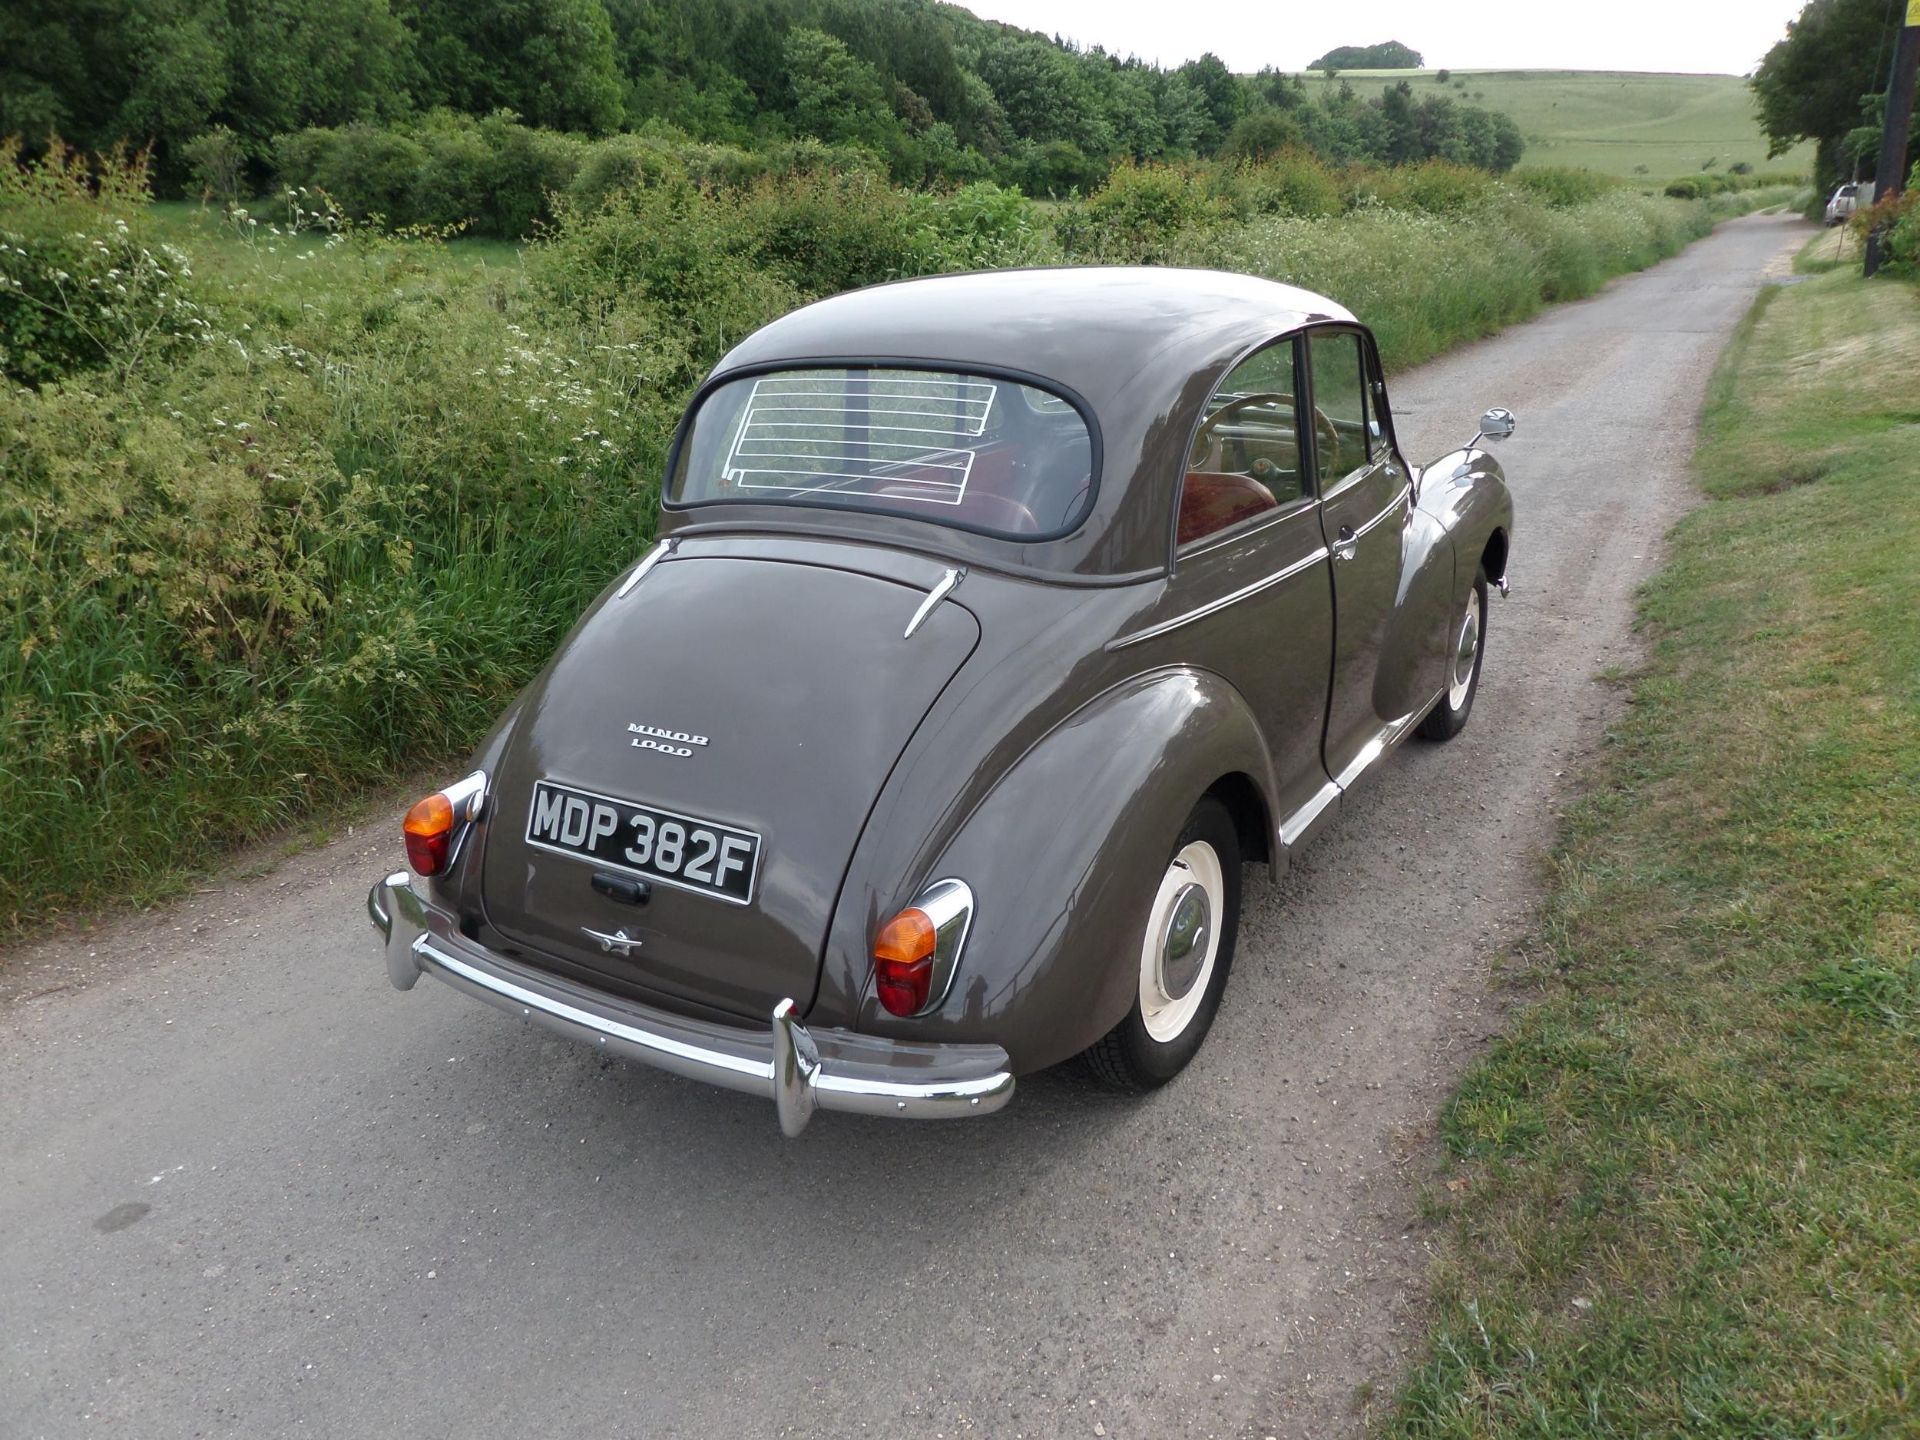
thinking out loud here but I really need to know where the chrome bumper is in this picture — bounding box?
[367,872,1014,1137]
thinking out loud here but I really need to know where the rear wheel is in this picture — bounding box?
[1084,796,1241,1092]
[1418,567,1488,742]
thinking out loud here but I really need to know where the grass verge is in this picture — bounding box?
[1384,265,1920,1432]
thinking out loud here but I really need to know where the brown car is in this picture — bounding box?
[368,267,1515,1135]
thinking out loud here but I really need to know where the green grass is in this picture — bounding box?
[1298,70,1812,182]
[1385,264,1920,1434]
[144,200,528,270]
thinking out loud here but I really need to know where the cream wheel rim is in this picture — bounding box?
[1138,841,1225,1043]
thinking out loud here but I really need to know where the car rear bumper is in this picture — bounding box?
[367,872,1014,1136]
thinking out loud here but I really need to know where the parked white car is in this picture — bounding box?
[1825,182,1866,226]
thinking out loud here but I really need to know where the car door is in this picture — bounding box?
[1307,327,1416,789]
[1160,335,1336,834]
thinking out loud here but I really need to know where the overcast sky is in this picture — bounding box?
[959,1,1805,77]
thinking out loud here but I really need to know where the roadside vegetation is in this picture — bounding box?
[1387,261,1920,1433]
[0,135,1801,929]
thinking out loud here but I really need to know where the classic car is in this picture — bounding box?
[368,267,1515,1136]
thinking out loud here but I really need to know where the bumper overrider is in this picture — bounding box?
[367,872,1015,1137]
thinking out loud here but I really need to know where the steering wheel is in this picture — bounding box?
[1191,391,1337,475]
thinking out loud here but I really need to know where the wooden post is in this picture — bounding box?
[1863,2,1920,278]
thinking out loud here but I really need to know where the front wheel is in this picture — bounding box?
[1418,567,1488,742]
[1083,796,1241,1092]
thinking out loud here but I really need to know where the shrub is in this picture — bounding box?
[1054,161,1232,261]
[734,169,946,296]
[2,177,672,925]
[476,114,588,236]
[1352,159,1498,214]
[0,139,211,386]
[1510,166,1613,209]
[909,182,1057,270]
[1850,181,1920,276]
[1220,151,1344,219]
[274,124,428,223]
[273,113,588,235]
[566,133,694,213]
[1223,109,1306,163]
[181,126,248,207]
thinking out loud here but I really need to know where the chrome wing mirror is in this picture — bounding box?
[1478,407,1516,441]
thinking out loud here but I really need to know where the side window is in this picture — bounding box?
[1178,339,1305,546]
[1308,331,1370,485]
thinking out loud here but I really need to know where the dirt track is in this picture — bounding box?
[1,213,1810,1440]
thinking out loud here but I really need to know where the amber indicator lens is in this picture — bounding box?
[873,908,937,1016]
[403,792,455,876]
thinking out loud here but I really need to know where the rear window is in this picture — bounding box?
[669,367,1096,538]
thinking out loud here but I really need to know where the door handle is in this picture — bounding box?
[1332,525,1358,562]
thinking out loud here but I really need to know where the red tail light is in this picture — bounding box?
[874,908,937,1017]
[403,792,455,876]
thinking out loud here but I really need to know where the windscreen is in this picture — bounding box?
[669,367,1096,539]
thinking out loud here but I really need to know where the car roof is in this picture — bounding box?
[687,268,1358,580]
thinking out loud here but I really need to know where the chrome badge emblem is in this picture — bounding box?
[627,722,710,758]
[581,925,642,957]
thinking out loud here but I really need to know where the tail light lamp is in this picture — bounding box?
[403,770,489,877]
[873,878,974,1018]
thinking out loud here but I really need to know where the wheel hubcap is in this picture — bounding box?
[1138,842,1225,1043]
[1160,883,1211,1000]
[1448,589,1482,710]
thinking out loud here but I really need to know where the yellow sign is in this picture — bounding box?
[1911,0,1919,26]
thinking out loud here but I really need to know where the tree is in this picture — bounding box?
[785,27,897,150]
[0,0,134,147]
[1175,52,1245,151]
[224,0,414,148]
[115,0,232,159]
[1308,41,1423,72]
[1224,108,1303,161]
[1753,0,1909,188]
[407,0,625,134]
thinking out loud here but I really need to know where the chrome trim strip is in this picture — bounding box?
[1319,468,1371,502]
[1278,780,1340,848]
[1333,731,1390,790]
[614,536,678,599]
[1108,547,1329,651]
[1349,485,1411,540]
[910,877,974,1015]
[1331,695,1444,791]
[904,565,966,639]
[441,769,489,870]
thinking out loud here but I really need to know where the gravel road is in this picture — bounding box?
[1,213,1810,1440]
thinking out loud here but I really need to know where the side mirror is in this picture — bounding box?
[1478,407,1517,442]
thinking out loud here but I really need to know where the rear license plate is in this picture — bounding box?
[524,780,761,905]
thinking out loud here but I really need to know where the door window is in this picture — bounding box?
[1308,332,1371,485]
[1178,340,1306,546]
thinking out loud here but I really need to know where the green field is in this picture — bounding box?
[1298,70,1812,181]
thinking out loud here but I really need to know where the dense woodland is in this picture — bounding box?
[0,0,1520,200]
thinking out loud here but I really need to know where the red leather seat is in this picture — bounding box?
[1178,471,1279,546]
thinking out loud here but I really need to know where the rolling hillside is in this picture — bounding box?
[1297,70,1811,180]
